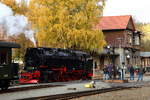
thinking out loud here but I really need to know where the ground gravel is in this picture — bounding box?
[71,86,150,100]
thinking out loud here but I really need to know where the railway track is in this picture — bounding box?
[0,80,90,94]
[0,84,63,94]
[1,81,150,100]
[20,85,143,100]
[19,81,150,100]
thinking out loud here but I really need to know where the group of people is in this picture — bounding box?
[103,64,113,80]
[103,64,146,81]
[128,65,146,81]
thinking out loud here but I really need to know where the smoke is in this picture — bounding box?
[0,2,36,46]
[0,2,13,23]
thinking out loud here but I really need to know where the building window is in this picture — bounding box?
[126,30,132,45]
[129,35,132,44]
[134,36,140,45]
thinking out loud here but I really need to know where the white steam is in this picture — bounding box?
[0,3,13,18]
[0,2,36,46]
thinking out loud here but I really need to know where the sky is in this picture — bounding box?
[103,0,150,23]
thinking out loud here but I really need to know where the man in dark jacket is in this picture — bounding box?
[103,65,109,80]
[137,66,145,81]
[129,65,134,80]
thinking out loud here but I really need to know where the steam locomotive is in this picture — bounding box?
[0,41,20,90]
[20,47,93,83]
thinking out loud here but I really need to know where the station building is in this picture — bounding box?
[94,15,142,71]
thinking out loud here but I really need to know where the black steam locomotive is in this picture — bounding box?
[20,47,93,83]
[0,41,20,90]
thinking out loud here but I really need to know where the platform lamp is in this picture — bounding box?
[126,54,130,65]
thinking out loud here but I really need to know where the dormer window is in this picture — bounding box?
[126,30,132,45]
[133,31,141,46]
[134,35,140,45]
[129,36,132,44]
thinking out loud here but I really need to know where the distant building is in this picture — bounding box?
[95,15,142,69]
[140,52,150,67]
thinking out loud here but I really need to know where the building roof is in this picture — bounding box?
[140,52,150,57]
[95,15,134,30]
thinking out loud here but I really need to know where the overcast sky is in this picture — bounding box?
[103,0,150,23]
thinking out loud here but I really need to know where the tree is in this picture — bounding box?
[1,0,28,15]
[9,34,34,61]
[141,39,150,51]
[135,23,150,51]
[27,0,106,52]
[1,0,106,53]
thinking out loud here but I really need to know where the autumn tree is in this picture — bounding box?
[28,0,106,52]
[8,34,33,62]
[1,0,28,15]
[1,0,106,53]
[135,23,150,51]
[141,39,150,51]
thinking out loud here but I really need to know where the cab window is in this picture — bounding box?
[0,49,8,65]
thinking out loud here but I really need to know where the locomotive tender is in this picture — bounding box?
[20,47,93,83]
[0,41,20,90]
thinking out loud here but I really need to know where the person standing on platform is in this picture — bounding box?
[108,64,113,79]
[103,65,109,80]
[129,65,134,80]
[137,65,145,81]
[120,62,126,80]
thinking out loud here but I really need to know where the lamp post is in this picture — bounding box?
[106,45,116,79]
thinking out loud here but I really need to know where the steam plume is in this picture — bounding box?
[0,2,36,46]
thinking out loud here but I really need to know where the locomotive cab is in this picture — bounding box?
[0,41,20,90]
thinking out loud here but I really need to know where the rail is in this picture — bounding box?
[20,85,141,100]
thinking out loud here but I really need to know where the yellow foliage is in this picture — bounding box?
[135,23,150,51]
[28,0,106,52]
[2,0,106,53]
[141,24,150,40]
[8,34,34,60]
[1,0,28,15]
